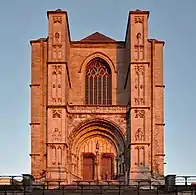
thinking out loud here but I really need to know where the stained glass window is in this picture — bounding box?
[85,58,112,105]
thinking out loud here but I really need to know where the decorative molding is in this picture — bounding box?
[155,85,165,88]
[131,143,150,146]
[131,61,150,65]
[78,51,117,74]
[29,84,40,87]
[71,42,125,49]
[155,153,165,156]
[47,105,65,108]
[66,105,127,114]
[46,143,68,146]
[131,106,150,109]
[29,122,40,126]
[47,61,67,64]
[155,123,165,126]
[30,153,41,156]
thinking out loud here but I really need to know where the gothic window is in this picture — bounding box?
[85,58,112,105]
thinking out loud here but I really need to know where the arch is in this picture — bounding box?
[69,118,125,155]
[78,52,117,74]
[85,57,112,105]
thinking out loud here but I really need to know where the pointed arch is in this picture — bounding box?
[69,118,125,155]
[78,52,117,73]
[85,57,112,105]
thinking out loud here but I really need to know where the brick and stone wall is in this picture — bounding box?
[30,9,165,184]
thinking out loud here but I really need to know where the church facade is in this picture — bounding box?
[30,9,165,184]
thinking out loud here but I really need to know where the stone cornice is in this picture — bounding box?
[155,123,165,126]
[29,84,40,87]
[66,104,127,114]
[131,106,150,109]
[130,142,151,146]
[29,153,40,156]
[155,84,165,88]
[29,122,40,126]
[130,61,150,65]
[71,42,125,48]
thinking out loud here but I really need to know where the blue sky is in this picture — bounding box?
[0,0,196,176]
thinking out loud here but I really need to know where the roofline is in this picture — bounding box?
[29,38,165,46]
[129,10,150,18]
[148,39,165,46]
[47,9,67,18]
[71,41,125,44]
[30,38,47,45]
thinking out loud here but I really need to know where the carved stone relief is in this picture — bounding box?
[52,128,62,142]
[135,146,145,166]
[134,46,144,61]
[139,147,145,166]
[57,146,62,165]
[50,145,63,166]
[51,145,56,165]
[52,45,62,60]
[135,147,139,166]
[51,65,62,104]
[134,16,144,23]
[52,16,63,60]
[135,128,144,141]
[52,110,62,118]
[134,16,145,61]
[53,16,62,24]
[134,65,145,105]
[135,110,145,118]
[54,32,61,44]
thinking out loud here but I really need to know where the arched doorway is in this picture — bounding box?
[82,153,95,180]
[69,118,125,182]
[101,154,113,180]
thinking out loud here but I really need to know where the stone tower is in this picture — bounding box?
[30,9,165,185]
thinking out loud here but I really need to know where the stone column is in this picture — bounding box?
[46,9,70,183]
[127,10,152,182]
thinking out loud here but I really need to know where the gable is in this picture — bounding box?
[80,32,116,42]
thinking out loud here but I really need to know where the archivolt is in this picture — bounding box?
[69,118,125,155]
[78,52,117,73]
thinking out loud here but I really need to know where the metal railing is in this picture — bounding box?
[0,175,196,195]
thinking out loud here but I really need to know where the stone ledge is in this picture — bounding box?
[66,104,127,114]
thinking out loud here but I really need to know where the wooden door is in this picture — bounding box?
[101,156,113,180]
[83,156,94,180]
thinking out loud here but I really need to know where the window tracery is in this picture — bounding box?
[85,58,112,105]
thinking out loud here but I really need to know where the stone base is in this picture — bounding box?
[129,166,165,188]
